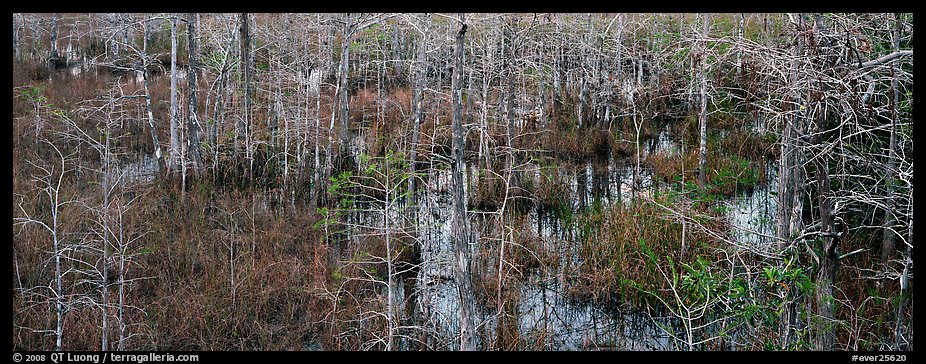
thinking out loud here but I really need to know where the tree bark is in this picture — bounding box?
[808,13,838,351]
[450,14,477,351]
[100,109,111,351]
[577,14,592,129]
[338,14,352,154]
[504,16,521,195]
[812,128,837,351]
[49,14,60,67]
[13,14,19,62]
[408,15,430,202]
[141,18,165,174]
[239,13,253,177]
[777,13,806,349]
[893,189,912,349]
[169,15,180,173]
[881,13,900,268]
[186,13,204,173]
[697,13,710,189]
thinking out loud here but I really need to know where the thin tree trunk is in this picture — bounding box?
[808,13,838,351]
[697,13,710,189]
[240,13,252,178]
[881,13,900,268]
[580,14,593,129]
[504,16,520,194]
[813,149,837,351]
[450,14,477,351]
[117,206,126,351]
[893,189,912,349]
[48,149,65,351]
[169,15,180,173]
[141,18,165,174]
[99,112,112,351]
[312,16,324,207]
[211,17,238,173]
[13,14,19,62]
[408,15,430,202]
[338,19,351,155]
[736,13,745,80]
[385,169,395,350]
[777,13,805,349]
[49,13,60,67]
[186,13,204,173]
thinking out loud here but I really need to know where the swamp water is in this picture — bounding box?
[329,126,779,350]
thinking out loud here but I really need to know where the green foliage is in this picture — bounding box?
[19,84,48,103]
[679,257,722,306]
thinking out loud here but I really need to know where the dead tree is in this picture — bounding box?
[697,13,710,189]
[449,13,478,351]
[13,141,73,350]
[406,14,431,203]
[168,14,181,173]
[186,13,204,173]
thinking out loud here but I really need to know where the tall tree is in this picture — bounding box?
[777,12,808,349]
[168,14,181,172]
[48,13,60,68]
[239,13,253,177]
[186,13,204,173]
[407,14,431,202]
[337,13,352,154]
[697,13,710,189]
[879,13,900,268]
[13,13,20,62]
[808,13,837,351]
[141,17,165,174]
[450,13,478,351]
[14,141,71,351]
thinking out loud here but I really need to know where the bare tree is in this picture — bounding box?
[697,13,710,189]
[878,12,900,268]
[168,14,181,172]
[186,13,204,173]
[13,13,20,62]
[406,14,431,203]
[14,141,73,351]
[239,13,253,177]
[449,13,478,351]
[48,13,61,69]
[140,17,166,174]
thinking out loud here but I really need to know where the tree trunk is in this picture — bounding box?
[141,19,165,174]
[239,13,252,177]
[450,14,477,351]
[893,189,912,349]
[169,15,180,173]
[49,13,60,68]
[312,15,325,208]
[577,15,591,129]
[777,13,805,349]
[392,23,403,78]
[504,16,520,195]
[13,14,19,62]
[736,13,745,80]
[408,15,430,202]
[338,15,351,154]
[697,13,710,189]
[117,212,126,351]
[186,13,204,173]
[881,13,900,268]
[100,115,111,351]
[809,13,838,351]
[813,152,837,351]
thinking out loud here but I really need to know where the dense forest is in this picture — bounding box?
[11,13,913,351]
